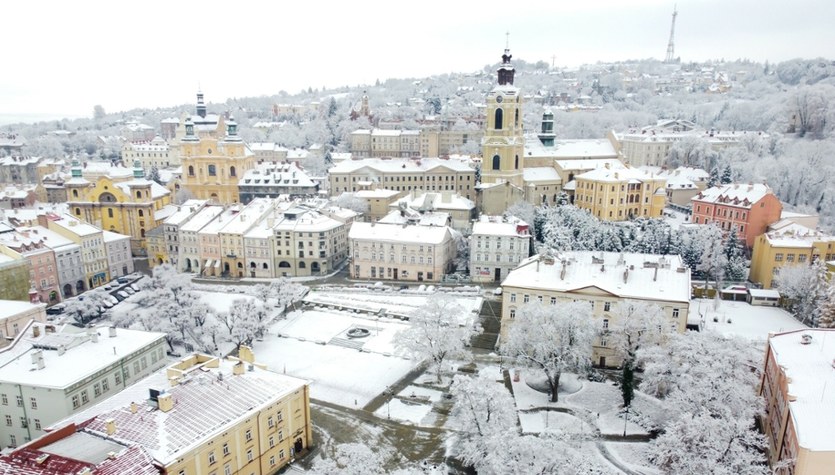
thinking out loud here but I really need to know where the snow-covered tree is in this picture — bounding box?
[818,282,835,329]
[222,299,263,349]
[65,290,111,325]
[607,300,671,407]
[449,374,603,475]
[502,301,596,402]
[394,295,480,382]
[695,224,727,288]
[333,192,369,214]
[315,443,389,475]
[637,331,767,474]
[775,259,828,326]
[723,226,748,281]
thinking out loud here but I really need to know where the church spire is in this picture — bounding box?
[497,34,515,86]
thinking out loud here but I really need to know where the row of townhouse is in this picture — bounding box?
[148,197,357,279]
[0,213,133,304]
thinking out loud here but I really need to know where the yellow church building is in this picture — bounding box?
[180,116,256,204]
[66,159,173,256]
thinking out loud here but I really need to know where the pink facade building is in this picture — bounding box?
[691,183,782,248]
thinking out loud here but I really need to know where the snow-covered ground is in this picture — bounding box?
[304,289,482,323]
[692,298,807,342]
[253,306,421,407]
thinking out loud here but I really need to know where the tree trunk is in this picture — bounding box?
[549,373,560,403]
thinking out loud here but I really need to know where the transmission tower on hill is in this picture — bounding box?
[665,5,678,63]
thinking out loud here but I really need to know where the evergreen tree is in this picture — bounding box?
[723,227,748,281]
[622,362,635,407]
[721,164,733,184]
[818,283,835,328]
[146,166,162,185]
[707,167,720,188]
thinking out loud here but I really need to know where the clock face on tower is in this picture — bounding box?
[496,95,503,103]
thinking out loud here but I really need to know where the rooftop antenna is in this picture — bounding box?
[665,5,678,63]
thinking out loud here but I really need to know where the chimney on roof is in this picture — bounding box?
[233,361,246,376]
[57,345,66,356]
[623,268,629,284]
[32,325,40,338]
[109,326,117,338]
[238,345,255,364]
[653,266,658,282]
[105,418,116,435]
[560,261,567,280]
[35,454,49,465]
[157,393,174,412]
[130,402,138,414]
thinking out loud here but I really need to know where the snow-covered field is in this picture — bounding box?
[692,298,807,342]
[304,289,482,323]
[253,303,427,407]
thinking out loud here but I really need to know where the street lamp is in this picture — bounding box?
[385,387,392,420]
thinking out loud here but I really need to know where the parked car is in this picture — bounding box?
[46,305,65,316]
[129,284,140,292]
[117,291,130,300]
[124,287,135,295]
[117,277,129,284]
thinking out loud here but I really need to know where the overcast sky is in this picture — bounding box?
[2,0,833,123]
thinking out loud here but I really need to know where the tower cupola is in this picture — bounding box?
[132,159,144,179]
[538,110,556,146]
[71,158,82,178]
[196,90,207,118]
[497,48,515,86]
[183,117,198,142]
[225,116,242,142]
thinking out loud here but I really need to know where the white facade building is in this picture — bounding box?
[0,322,166,448]
[470,216,531,283]
[102,230,134,278]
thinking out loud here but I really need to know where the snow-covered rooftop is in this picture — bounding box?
[390,191,474,212]
[0,324,165,389]
[180,205,225,233]
[153,205,178,222]
[0,299,44,320]
[522,167,561,182]
[762,220,835,248]
[769,329,835,452]
[114,180,170,200]
[472,215,530,237]
[355,189,399,199]
[692,183,773,207]
[502,251,690,304]
[239,162,315,188]
[53,355,308,466]
[525,138,618,159]
[50,213,101,237]
[349,222,452,244]
[576,165,663,183]
[102,230,130,243]
[162,200,208,227]
[329,157,473,174]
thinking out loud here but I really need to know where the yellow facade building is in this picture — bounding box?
[749,220,835,288]
[41,350,312,475]
[573,164,667,221]
[180,117,256,204]
[66,159,173,256]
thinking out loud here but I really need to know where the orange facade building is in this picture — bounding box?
[691,183,782,247]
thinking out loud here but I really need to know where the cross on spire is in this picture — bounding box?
[505,31,510,51]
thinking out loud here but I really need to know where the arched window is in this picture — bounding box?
[515,109,519,127]
[237,262,243,269]
[188,166,195,176]
[514,155,519,169]
[140,229,145,238]
[263,263,268,270]
[495,108,503,130]
[136,191,141,199]
[492,155,500,170]
[299,261,306,269]
[230,166,236,177]
[75,207,81,215]
[138,210,144,217]
[250,262,256,268]
[208,165,217,176]
[72,190,78,198]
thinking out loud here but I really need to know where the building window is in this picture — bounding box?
[495,108,503,130]
[108,208,113,218]
[279,449,286,460]
[94,384,101,398]
[223,443,229,456]
[81,390,89,405]
[277,411,283,422]
[15,395,22,407]
[115,371,122,386]
[775,253,783,262]
[602,319,609,329]
[786,254,795,262]
[509,308,516,319]
[604,302,611,312]
[270,456,276,467]
[492,154,500,170]
[269,436,275,448]
[208,165,217,176]
[0,394,5,405]
[102,378,109,392]
[230,166,236,177]
[4,415,11,426]
[9,435,15,447]
[523,294,529,303]
[672,308,680,318]
[209,451,216,465]
[278,430,284,441]
[268,416,274,428]
[600,338,607,347]
[246,449,253,462]
[20,417,27,428]
[798,254,807,263]
[224,464,232,475]
[245,429,252,442]
[34,419,41,430]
